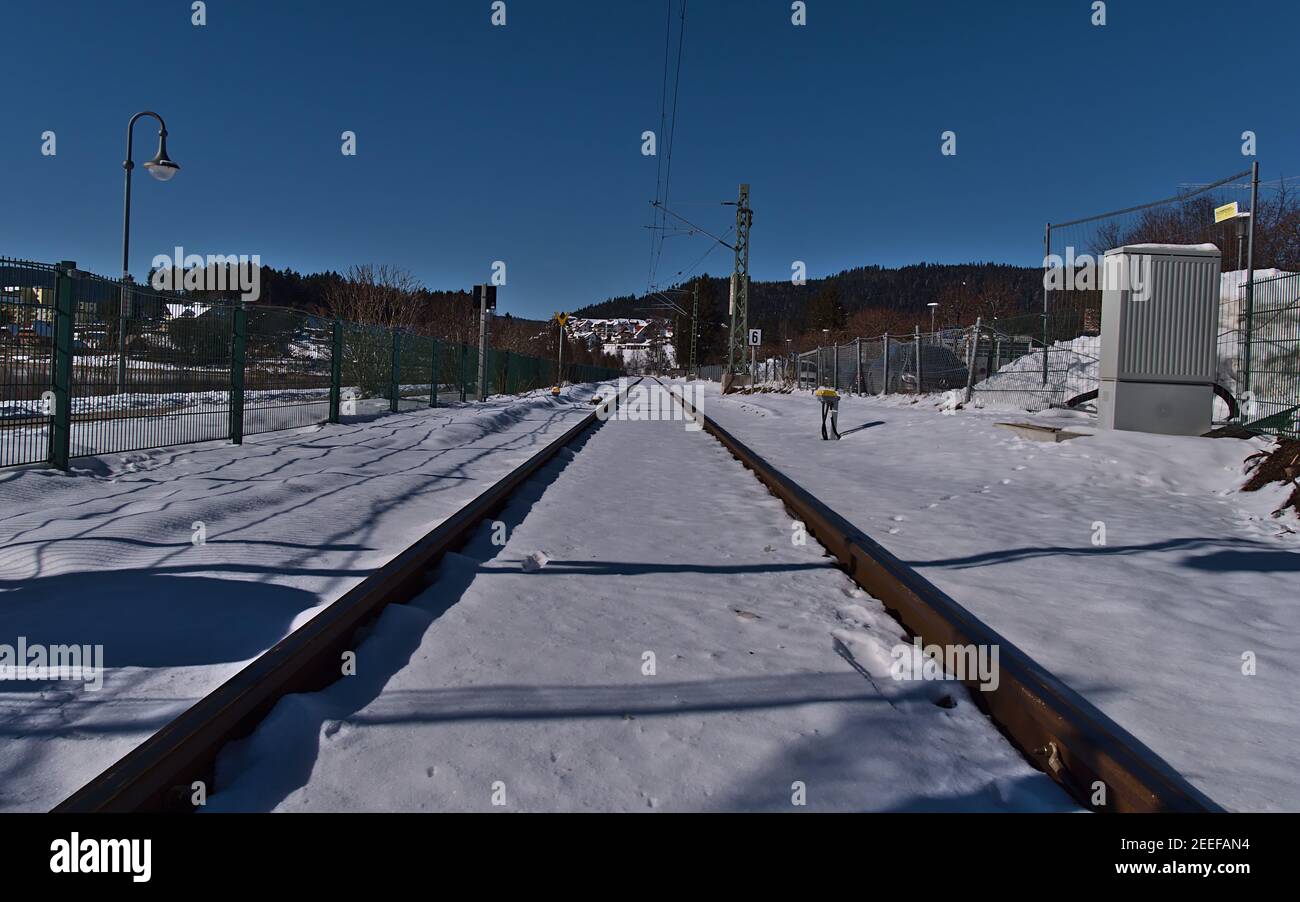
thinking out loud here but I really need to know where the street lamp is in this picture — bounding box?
[117,110,180,393]
[928,302,939,334]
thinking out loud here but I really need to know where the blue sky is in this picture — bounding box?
[2,0,1296,319]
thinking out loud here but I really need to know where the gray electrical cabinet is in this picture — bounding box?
[1097,244,1220,436]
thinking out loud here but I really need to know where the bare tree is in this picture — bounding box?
[325,264,425,331]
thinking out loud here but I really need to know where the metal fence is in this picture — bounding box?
[1,259,621,469]
[1240,271,1300,432]
[794,330,975,396]
[776,282,1300,439]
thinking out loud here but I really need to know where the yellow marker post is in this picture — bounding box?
[815,389,840,439]
[553,312,569,396]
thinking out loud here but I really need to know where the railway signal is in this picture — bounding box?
[476,285,496,401]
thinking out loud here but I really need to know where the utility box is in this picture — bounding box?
[1097,244,1220,436]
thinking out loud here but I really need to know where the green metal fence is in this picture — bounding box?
[0,259,621,469]
[0,259,58,468]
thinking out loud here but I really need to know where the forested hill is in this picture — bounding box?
[575,262,1043,336]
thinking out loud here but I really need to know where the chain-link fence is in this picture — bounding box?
[691,358,792,385]
[1,259,621,469]
[794,331,974,395]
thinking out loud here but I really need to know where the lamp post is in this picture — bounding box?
[117,111,180,394]
[928,302,939,334]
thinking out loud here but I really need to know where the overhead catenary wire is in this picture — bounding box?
[646,0,674,293]
[674,224,735,283]
[646,0,688,294]
[651,201,735,252]
[655,0,688,286]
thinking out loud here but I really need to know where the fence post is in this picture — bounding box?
[329,318,342,423]
[914,326,922,394]
[390,329,401,413]
[459,343,467,403]
[229,305,247,444]
[855,338,863,394]
[833,343,840,392]
[1040,222,1050,389]
[503,351,511,395]
[881,332,890,395]
[48,262,75,470]
[430,339,439,408]
[988,318,998,380]
[1241,159,1260,410]
[965,318,982,403]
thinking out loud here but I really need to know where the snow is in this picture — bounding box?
[0,383,611,811]
[164,302,212,319]
[204,410,1075,812]
[1,384,472,465]
[971,335,1100,410]
[690,381,1300,812]
[1108,243,1221,255]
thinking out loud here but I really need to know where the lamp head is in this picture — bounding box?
[143,130,179,182]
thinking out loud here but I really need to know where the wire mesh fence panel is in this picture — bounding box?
[856,337,886,394]
[340,321,394,417]
[438,342,470,403]
[830,344,850,392]
[243,306,332,435]
[968,312,1089,411]
[489,348,508,397]
[70,275,234,456]
[394,332,436,411]
[697,363,725,383]
[0,259,57,466]
[794,353,815,389]
[518,353,538,394]
[1242,272,1300,436]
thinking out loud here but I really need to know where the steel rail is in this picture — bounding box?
[658,379,1222,813]
[54,382,635,813]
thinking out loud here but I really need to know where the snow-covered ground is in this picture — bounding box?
[692,382,1300,812]
[206,410,1074,812]
[1,384,467,466]
[0,384,609,811]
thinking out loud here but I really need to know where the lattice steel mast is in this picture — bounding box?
[726,183,752,376]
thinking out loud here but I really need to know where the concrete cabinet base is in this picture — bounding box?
[1097,380,1212,436]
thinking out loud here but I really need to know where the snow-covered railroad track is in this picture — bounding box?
[195,380,1077,812]
[52,383,642,813]
[652,378,1221,813]
[52,375,1217,813]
